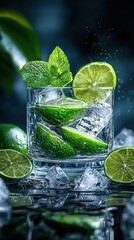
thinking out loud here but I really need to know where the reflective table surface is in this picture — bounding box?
[1,180,134,240]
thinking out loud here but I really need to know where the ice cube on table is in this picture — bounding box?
[38,87,65,104]
[114,128,134,149]
[0,178,11,227]
[74,167,109,192]
[76,101,112,136]
[45,165,69,189]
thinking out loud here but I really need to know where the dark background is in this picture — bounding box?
[0,0,134,135]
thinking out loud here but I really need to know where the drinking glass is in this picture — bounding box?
[27,86,114,180]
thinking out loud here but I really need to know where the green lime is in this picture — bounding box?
[73,62,116,103]
[35,98,87,126]
[0,149,32,180]
[0,124,27,155]
[35,123,76,159]
[104,147,134,183]
[60,127,107,155]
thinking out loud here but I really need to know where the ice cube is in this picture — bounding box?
[75,193,108,208]
[38,87,65,104]
[121,196,134,239]
[91,213,114,240]
[45,165,69,189]
[47,191,69,208]
[114,128,134,149]
[0,178,11,227]
[74,167,109,192]
[76,101,112,136]
[35,191,69,208]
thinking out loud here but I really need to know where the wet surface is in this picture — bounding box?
[0,180,134,240]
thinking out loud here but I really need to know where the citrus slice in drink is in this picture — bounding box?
[60,127,107,155]
[0,149,32,180]
[73,62,116,103]
[104,147,134,183]
[35,123,76,159]
[35,98,87,126]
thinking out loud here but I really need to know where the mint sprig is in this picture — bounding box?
[20,46,72,88]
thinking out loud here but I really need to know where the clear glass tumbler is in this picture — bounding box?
[27,86,114,180]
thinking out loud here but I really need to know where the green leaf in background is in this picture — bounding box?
[0,10,41,70]
[0,50,14,95]
[48,46,73,86]
[20,61,51,87]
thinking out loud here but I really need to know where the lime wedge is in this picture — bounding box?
[35,123,75,159]
[104,147,134,183]
[73,62,116,103]
[60,127,107,155]
[0,149,32,180]
[35,98,87,126]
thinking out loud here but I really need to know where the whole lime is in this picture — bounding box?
[0,124,27,155]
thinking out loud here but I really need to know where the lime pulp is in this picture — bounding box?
[73,62,116,103]
[0,149,32,180]
[104,147,134,183]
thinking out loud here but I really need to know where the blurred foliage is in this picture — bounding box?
[0,9,41,95]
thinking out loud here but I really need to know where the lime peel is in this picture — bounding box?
[35,123,76,159]
[61,126,107,155]
[35,98,88,126]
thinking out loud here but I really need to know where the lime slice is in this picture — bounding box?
[35,98,87,126]
[104,147,134,183]
[35,123,75,159]
[61,127,107,155]
[0,149,32,180]
[0,124,27,155]
[73,62,116,103]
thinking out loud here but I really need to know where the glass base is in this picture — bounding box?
[29,154,107,182]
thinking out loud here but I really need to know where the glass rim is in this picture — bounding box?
[27,86,114,90]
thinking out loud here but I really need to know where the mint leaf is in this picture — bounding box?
[48,46,72,86]
[20,47,73,88]
[49,65,59,77]
[20,61,51,87]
